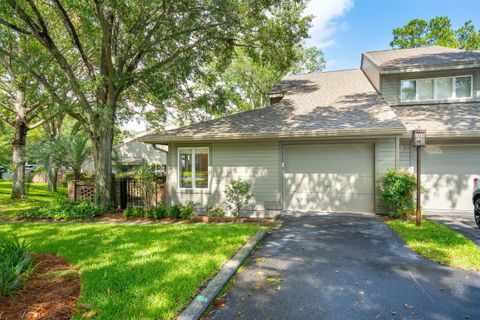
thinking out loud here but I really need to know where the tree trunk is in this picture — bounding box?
[47,166,58,192]
[11,88,28,199]
[92,127,114,207]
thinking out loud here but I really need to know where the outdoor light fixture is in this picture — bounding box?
[412,128,427,226]
[412,128,427,147]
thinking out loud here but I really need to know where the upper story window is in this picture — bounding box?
[178,147,209,189]
[400,75,473,103]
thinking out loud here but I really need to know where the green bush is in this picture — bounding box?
[18,200,107,219]
[0,234,33,297]
[205,206,225,217]
[381,170,417,218]
[180,203,196,220]
[144,204,168,219]
[167,204,182,219]
[225,180,253,217]
[123,206,144,218]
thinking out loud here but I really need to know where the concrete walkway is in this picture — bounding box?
[210,212,480,320]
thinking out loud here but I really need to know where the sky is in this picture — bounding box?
[123,0,480,131]
[307,0,480,71]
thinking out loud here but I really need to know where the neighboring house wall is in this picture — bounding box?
[380,68,480,106]
[168,138,398,215]
[361,55,381,92]
[83,140,167,173]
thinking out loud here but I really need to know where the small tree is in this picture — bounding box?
[225,180,253,217]
[381,170,417,219]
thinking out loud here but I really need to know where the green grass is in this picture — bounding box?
[0,222,261,319]
[0,180,66,220]
[386,219,480,271]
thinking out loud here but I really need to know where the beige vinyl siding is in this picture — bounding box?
[380,68,480,106]
[375,138,397,212]
[399,139,412,168]
[168,141,281,212]
[361,55,381,91]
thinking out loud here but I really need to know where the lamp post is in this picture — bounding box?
[412,128,427,227]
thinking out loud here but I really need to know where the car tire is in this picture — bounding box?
[475,197,480,228]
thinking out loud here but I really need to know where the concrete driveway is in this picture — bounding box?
[210,212,480,320]
[425,212,480,246]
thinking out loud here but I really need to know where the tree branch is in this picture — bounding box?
[0,101,15,114]
[7,0,93,114]
[0,17,31,35]
[0,113,14,127]
[27,118,44,130]
[51,0,96,78]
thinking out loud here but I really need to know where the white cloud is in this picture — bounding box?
[305,0,354,48]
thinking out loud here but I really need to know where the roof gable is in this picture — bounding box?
[140,70,406,143]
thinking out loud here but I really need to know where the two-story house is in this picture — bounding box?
[140,46,480,216]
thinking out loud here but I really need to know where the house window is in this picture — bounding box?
[400,75,473,102]
[178,147,209,189]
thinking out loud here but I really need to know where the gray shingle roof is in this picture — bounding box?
[392,103,480,136]
[364,46,480,71]
[141,69,406,143]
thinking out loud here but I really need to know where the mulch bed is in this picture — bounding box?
[0,254,81,320]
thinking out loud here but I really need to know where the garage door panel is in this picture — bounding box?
[422,145,479,211]
[284,144,374,213]
[284,173,374,193]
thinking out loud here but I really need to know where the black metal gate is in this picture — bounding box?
[118,178,163,209]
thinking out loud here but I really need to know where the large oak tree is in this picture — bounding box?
[0,0,313,205]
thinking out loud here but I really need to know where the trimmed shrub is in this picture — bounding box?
[205,206,225,217]
[123,206,144,218]
[167,204,182,219]
[225,180,253,217]
[180,203,196,220]
[144,204,168,219]
[381,170,417,219]
[18,201,107,220]
[0,234,33,297]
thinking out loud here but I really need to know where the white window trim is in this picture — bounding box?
[400,75,473,103]
[177,147,209,190]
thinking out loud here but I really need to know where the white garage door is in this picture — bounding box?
[284,144,375,212]
[422,145,480,211]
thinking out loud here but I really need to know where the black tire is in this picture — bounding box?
[475,197,480,228]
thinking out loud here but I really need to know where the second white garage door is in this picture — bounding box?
[422,145,480,212]
[284,144,375,212]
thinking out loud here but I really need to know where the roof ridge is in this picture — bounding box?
[363,45,459,55]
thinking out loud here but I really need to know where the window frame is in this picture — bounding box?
[400,75,473,103]
[177,147,209,190]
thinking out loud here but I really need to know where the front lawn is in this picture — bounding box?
[0,222,261,319]
[386,219,480,271]
[0,181,66,220]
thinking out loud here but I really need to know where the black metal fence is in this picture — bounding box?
[118,178,165,209]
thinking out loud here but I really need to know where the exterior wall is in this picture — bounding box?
[168,138,399,216]
[399,139,412,168]
[361,55,381,92]
[167,141,282,216]
[374,138,398,212]
[380,67,480,106]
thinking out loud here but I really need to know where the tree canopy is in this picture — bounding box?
[391,17,480,49]
[0,0,320,204]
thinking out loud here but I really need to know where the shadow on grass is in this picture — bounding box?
[0,222,260,319]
